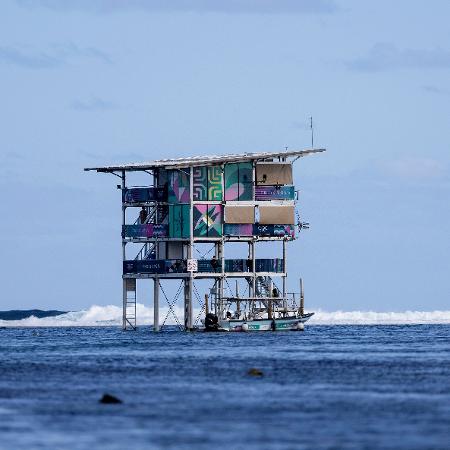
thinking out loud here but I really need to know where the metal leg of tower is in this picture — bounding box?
[184,277,193,331]
[154,277,159,332]
[122,279,127,331]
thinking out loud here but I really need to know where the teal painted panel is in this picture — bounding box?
[181,204,190,239]
[169,205,190,239]
[238,162,253,201]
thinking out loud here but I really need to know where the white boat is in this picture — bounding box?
[220,313,314,332]
[204,278,313,332]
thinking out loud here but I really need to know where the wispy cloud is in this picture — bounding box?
[70,97,117,112]
[422,85,450,96]
[0,43,112,69]
[380,157,447,180]
[0,46,62,69]
[17,0,339,14]
[347,43,450,72]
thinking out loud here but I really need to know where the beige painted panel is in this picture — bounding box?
[256,163,293,185]
[225,205,255,224]
[259,205,295,224]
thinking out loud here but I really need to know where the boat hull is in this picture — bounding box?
[219,313,314,332]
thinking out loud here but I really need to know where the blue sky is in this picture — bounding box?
[0,0,449,311]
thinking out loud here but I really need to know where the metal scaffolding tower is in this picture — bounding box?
[85,148,325,331]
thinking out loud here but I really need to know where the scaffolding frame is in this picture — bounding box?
[85,149,325,331]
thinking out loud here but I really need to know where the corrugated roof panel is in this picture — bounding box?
[84,148,325,172]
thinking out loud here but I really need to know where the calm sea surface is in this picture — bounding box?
[0,325,449,450]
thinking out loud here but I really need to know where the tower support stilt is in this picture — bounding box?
[154,277,159,332]
[184,277,193,330]
[122,279,127,330]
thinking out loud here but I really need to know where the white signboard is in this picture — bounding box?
[187,259,198,272]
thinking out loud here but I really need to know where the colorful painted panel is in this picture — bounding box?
[255,185,295,201]
[193,204,207,237]
[193,166,223,201]
[193,166,207,201]
[122,224,168,238]
[223,223,253,236]
[238,162,253,201]
[208,166,223,200]
[168,205,190,238]
[165,259,187,273]
[253,224,295,238]
[125,258,284,275]
[224,163,239,201]
[193,204,223,237]
[123,260,166,275]
[225,259,245,272]
[168,170,190,203]
[255,258,284,273]
[197,259,222,273]
[207,204,222,237]
[224,162,253,201]
[152,224,169,238]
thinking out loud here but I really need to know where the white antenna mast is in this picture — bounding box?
[310,116,314,149]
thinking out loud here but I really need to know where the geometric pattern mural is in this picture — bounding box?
[168,169,190,203]
[193,166,207,200]
[208,166,222,201]
[193,204,223,237]
[193,166,223,201]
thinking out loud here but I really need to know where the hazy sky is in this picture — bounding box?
[1,0,449,312]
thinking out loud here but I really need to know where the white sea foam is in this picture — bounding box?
[1,304,450,327]
[309,309,450,325]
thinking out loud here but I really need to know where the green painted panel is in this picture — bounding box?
[208,166,223,201]
[224,162,253,201]
[238,162,253,201]
[193,166,207,201]
[168,204,190,238]
[224,163,239,201]
[181,204,190,239]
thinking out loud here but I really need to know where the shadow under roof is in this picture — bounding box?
[84,148,325,173]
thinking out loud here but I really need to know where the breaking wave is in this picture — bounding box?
[1,304,450,327]
[309,309,450,325]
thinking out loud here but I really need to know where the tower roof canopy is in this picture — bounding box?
[84,148,325,173]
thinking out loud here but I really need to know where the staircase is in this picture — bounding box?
[133,205,168,261]
[255,276,271,297]
[123,279,137,330]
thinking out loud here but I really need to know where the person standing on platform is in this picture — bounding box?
[139,207,148,224]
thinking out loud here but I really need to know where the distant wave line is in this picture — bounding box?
[1,304,450,327]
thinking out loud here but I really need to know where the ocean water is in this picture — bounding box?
[1,325,449,450]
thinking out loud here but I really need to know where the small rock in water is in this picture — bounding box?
[248,368,264,377]
[99,393,122,404]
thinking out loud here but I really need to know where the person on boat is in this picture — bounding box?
[272,287,279,298]
[271,318,276,331]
